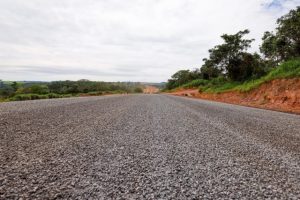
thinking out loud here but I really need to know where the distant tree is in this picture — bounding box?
[0,84,14,97]
[0,80,4,89]
[11,81,18,91]
[165,70,200,89]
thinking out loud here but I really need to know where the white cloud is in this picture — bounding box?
[0,0,299,82]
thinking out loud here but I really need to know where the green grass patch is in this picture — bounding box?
[200,82,241,93]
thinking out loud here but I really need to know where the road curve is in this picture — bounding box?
[1,94,300,199]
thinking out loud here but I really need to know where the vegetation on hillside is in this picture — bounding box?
[195,59,300,93]
[165,7,300,93]
[0,80,143,101]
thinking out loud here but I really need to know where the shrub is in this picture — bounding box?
[30,85,49,94]
[11,94,32,101]
[10,93,66,101]
[134,87,143,93]
[47,93,61,99]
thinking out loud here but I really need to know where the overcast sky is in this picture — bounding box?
[0,0,299,82]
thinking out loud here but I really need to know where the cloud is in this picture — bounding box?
[263,0,299,11]
[0,0,299,82]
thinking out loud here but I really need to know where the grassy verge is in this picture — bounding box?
[182,79,209,89]
[1,90,141,102]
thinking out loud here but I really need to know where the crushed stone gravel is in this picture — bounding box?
[1,94,300,199]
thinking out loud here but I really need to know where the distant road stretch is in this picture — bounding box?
[1,94,300,199]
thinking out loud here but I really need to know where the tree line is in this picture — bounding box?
[0,80,143,101]
[166,7,300,90]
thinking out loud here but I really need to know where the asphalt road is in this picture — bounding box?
[1,94,300,199]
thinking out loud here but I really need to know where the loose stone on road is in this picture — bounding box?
[1,94,300,199]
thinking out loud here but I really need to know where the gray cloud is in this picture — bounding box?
[0,0,299,82]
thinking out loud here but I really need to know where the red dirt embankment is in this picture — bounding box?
[143,86,159,94]
[170,78,300,114]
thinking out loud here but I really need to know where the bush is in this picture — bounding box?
[134,87,143,93]
[29,85,49,94]
[11,94,32,101]
[209,76,228,85]
[47,93,61,99]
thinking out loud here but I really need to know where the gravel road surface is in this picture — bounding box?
[1,94,300,199]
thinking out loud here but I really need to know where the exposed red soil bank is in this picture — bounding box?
[170,78,300,114]
[144,86,159,94]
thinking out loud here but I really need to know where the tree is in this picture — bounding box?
[0,84,14,97]
[11,81,18,91]
[260,31,279,64]
[202,29,258,81]
[165,70,200,89]
[261,7,300,63]
[226,53,266,81]
[0,80,4,89]
[200,58,222,80]
[30,85,49,94]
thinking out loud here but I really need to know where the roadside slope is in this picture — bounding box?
[170,78,300,114]
[168,59,300,114]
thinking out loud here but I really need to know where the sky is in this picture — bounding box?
[0,0,299,82]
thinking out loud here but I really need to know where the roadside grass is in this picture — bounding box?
[9,93,75,101]
[182,79,209,89]
[3,90,136,102]
[0,98,9,102]
[200,82,241,93]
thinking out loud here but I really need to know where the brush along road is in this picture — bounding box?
[1,94,300,199]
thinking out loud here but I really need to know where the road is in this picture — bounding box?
[1,94,300,199]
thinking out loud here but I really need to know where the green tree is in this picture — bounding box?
[11,81,18,91]
[200,58,222,80]
[30,85,49,94]
[0,80,4,89]
[166,70,199,89]
[261,7,300,63]
[202,29,259,81]
[0,84,14,97]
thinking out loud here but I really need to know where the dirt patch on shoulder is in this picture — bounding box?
[169,78,300,114]
[171,89,199,97]
[143,86,159,94]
